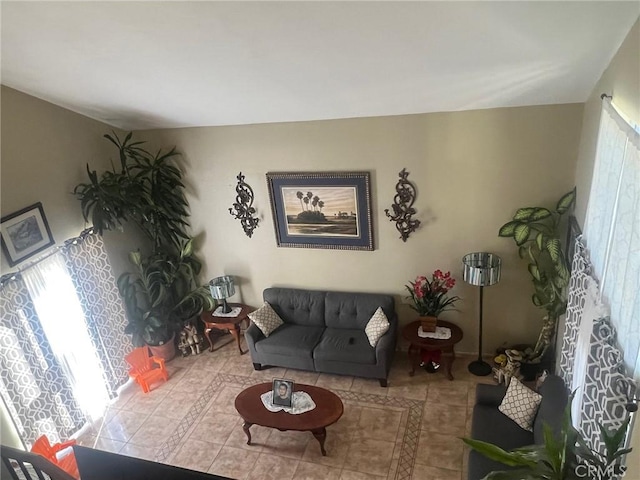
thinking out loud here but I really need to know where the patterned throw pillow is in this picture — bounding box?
[365,307,390,347]
[498,377,542,431]
[248,302,284,337]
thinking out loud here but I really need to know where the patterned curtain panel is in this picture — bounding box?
[61,230,131,397]
[0,275,85,447]
[559,239,591,388]
[580,318,636,455]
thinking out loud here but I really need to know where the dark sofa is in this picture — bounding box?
[468,375,568,480]
[245,287,397,386]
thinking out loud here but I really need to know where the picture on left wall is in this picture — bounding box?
[1,202,55,267]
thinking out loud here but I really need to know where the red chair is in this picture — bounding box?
[31,435,79,479]
[125,347,169,393]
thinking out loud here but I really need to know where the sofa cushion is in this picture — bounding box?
[254,324,324,358]
[365,307,390,347]
[264,288,326,327]
[314,328,376,365]
[498,377,542,432]
[248,302,284,337]
[325,291,395,329]
[471,403,534,449]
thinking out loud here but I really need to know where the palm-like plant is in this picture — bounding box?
[74,132,213,346]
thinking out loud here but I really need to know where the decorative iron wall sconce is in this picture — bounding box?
[229,172,260,238]
[385,168,420,242]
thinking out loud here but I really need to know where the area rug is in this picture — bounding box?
[154,372,423,480]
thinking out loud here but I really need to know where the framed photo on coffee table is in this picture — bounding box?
[272,378,294,408]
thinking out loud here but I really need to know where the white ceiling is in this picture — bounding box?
[2,2,638,130]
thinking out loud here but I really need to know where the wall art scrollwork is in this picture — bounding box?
[385,168,420,242]
[229,172,259,238]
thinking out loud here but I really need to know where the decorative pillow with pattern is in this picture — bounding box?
[365,307,390,347]
[498,377,542,431]
[248,302,284,337]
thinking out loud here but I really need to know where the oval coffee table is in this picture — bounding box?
[402,319,463,380]
[234,382,343,456]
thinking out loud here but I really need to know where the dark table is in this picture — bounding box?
[402,319,463,380]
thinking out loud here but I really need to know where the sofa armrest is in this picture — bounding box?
[375,317,398,372]
[475,383,507,407]
[245,323,264,353]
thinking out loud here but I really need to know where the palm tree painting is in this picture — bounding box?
[281,186,358,236]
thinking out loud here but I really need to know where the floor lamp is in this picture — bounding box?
[462,252,502,376]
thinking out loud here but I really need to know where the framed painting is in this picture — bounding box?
[1,202,55,267]
[266,172,373,250]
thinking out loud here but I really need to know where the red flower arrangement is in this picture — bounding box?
[406,270,461,317]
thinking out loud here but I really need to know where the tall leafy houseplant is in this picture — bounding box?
[498,188,576,362]
[74,132,213,349]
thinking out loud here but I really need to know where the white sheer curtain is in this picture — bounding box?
[583,99,640,376]
[21,252,110,419]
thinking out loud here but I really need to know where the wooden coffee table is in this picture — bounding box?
[234,383,343,456]
[402,320,463,380]
[200,303,254,355]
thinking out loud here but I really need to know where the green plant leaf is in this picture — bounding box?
[556,187,577,214]
[499,221,521,237]
[532,294,543,307]
[513,207,536,221]
[531,208,552,221]
[462,438,537,468]
[514,224,531,246]
[536,232,545,250]
[546,238,562,263]
[128,250,142,266]
[528,263,541,281]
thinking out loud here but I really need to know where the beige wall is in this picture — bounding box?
[0,86,142,280]
[571,19,640,477]
[141,103,582,355]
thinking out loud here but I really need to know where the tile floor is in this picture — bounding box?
[75,334,496,480]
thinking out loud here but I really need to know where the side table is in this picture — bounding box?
[402,320,463,381]
[200,303,254,355]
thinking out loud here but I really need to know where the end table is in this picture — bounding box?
[402,320,463,380]
[200,303,254,355]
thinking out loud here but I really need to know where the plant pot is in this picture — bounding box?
[419,315,437,332]
[148,333,176,362]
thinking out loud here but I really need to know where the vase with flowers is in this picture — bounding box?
[406,270,461,332]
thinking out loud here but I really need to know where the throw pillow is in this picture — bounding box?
[248,302,284,337]
[498,377,542,432]
[365,307,390,347]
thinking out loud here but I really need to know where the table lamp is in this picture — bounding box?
[209,276,235,314]
[462,252,501,376]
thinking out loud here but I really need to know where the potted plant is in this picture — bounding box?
[497,188,576,376]
[406,270,460,332]
[74,132,214,360]
[463,393,631,480]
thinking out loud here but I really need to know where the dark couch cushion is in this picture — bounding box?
[469,404,534,480]
[533,375,569,444]
[324,291,395,329]
[314,328,376,365]
[254,324,324,358]
[264,288,326,327]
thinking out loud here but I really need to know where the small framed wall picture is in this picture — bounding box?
[272,378,294,408]
[1,202,55,267]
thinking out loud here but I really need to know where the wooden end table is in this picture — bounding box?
[200,303,254,355]
[234,383,343,456]
[402,320,463,381]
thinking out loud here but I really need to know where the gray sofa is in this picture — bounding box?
[468,375,568,480]
[245,287,398,387]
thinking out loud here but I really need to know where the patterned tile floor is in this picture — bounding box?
[75,334,496,479]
